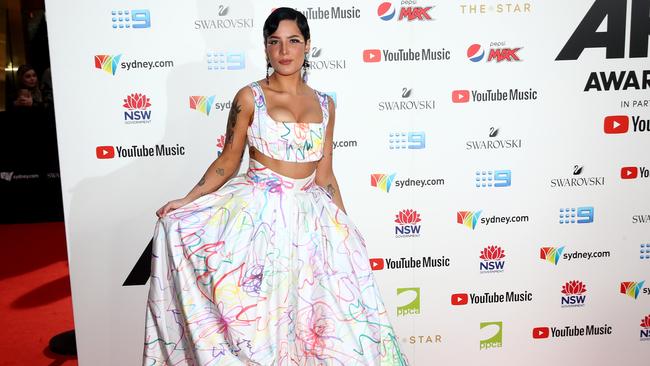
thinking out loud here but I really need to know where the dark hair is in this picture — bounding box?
[17,64,37,87]
[263,7,310,44]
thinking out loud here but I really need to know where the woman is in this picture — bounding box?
[145,8,408,366]
[13,64,45,108]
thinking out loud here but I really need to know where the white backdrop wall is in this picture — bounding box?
[45,0,650,364]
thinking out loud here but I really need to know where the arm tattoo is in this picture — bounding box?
[216,168,225,176]
[225,98,242,145]
[197,175,206,186]
[326,184,336,197]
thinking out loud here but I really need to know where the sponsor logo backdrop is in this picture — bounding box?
[45,0,649,364]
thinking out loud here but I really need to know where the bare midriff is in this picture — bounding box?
[249,147,319,179]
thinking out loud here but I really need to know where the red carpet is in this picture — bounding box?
[0,222,78,365]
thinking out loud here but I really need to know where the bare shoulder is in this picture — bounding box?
[232,84,256,108]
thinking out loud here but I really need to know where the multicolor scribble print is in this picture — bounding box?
[247,81,327,163]
[144,160,409,366]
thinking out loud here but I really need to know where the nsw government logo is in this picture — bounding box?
[396,288,420,316]
[216,135,225,157]
[561,280,587,308]
[377,2,435,22]
[479,245,505,273]
[122,93,151,124]
[394,209,421,238]
[641,315,650,341]
[479,322,502,350]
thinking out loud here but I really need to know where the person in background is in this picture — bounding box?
[41,67,54,108]
[13,64,46,108]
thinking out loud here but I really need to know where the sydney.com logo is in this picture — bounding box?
[370,173,444,192]
[94,54,174,75]
[457,210,529,230]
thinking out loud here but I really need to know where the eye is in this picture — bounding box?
[267,39,279,45]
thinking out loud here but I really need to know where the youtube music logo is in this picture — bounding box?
[451,293,469,305]
[363,49,381,63]
[604,115,649,134]
[370,258,385,270]
[604,115,629,134]
[621,167,638,179]
[532,327,550,339]
[452,90,469,103]
[621,166,649,179]
[96,146,115,159]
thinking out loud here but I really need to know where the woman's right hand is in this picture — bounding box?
[156,197,191,218]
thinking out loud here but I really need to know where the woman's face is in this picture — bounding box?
[21,69,38,88]
[265,20,310,77]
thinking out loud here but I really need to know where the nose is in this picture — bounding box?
[280,40,288,55]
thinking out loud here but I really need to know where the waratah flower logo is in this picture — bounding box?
[123,93,151,110]
[480,245,506,261]
[641,315,650,329]
[562,280,587,295]
[395,209,421,225]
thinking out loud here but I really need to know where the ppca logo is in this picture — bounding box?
[397,287,420,316]
[480,321,503,350]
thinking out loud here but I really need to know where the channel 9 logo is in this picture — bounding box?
[111,9,151,29]
[475,170,511,188]
[559,207,594,224]
[206,51,246,71]
[389,132,426,150]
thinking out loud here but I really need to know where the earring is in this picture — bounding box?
[266,61,271,84]
[302,54,309,83]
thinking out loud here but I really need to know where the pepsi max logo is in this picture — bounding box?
[467,44,485,62]
[378,2,396,21]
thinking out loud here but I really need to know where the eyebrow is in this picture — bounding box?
[268,34,302,39]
